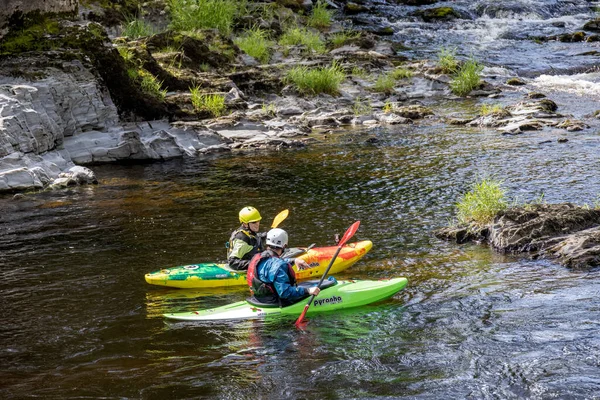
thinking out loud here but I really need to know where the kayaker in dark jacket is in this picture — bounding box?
[247,228,318,306]
[227,206,265,271]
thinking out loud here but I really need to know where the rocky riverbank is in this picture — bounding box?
[435,203,600,269]
[2,0,600,193]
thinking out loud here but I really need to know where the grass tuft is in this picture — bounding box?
[190,87,226,116]
[285,62,345,95]
[235,27,272,63]
[437,47,459,74]
[279,27,326,54]
[308,1,333,28]
[373,74,396,93]
[329,30,360,48]
[138,70,167,101]
[121,18,156,39]
[168,0,241,34]
[449,58,483,96]
[456,178,507,226]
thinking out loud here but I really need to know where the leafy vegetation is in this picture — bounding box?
[480,104,504,115]
[456,178,507,226]
[168,0,242,34]
[450,58,483,96]
[391,67,413,80]
[373,74,396,93]
[137,70,167,101]
[190,87,226,116]
[329,30,360,48]
[437,47,459,74]
[235,27,272,63]
[352,97,372,116]
[285,62,345,95]
[121,18,156,39]
[307,1,333,28]
[279,27,326,53]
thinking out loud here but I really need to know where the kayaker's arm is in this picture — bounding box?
[284,257,310,270]
[273,268,309,301]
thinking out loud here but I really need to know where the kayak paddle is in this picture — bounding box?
[295,221,360,327]
[272,209,289,228]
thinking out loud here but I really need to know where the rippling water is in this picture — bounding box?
[4,1,600,398]
[3,117,600,398]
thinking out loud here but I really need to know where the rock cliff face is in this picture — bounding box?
[0,0,77,28]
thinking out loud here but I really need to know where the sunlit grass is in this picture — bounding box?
[279,26,326,54]
[285,62,345,95]
[373,74,396,93]
[391,67,412,80]
[329,30,360,48]
[456,178,507,226]
[480,104,504,115]
[450,58,483,96]
[138,70,167,101]
[190,86,226,116]
[168,0,241,34]
[235,27,272,63]
[437,47,459,74]
[308,1,333,28]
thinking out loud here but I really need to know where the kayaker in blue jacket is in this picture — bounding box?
[227,206,265,271]
[247,228,318,306]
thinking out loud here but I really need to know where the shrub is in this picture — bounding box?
[456,178,507,226]
[308,1,333,28]
[437,47,459,74]
[235,27,272,63]
[450,58,483,96]
[190,87,226,116]
[168,0,240,34]
[279,27,325,53]
[285,62,345,95]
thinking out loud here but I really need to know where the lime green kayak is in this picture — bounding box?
[163,277,408,321]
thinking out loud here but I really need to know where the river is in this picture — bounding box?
[3,0,600,399]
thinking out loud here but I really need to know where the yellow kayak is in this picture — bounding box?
[144,240,373,289]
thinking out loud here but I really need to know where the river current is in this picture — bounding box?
[3,1,600,399]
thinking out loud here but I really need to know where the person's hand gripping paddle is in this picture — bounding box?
[295,221,360,328]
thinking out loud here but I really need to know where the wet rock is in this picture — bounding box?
[374,112,412,125]
[583,18,600,32]
[506,77,526,86]
[344,2,371,14]
[412,7,464,22]
[398,0,438,5]
[393,105,434,119]
[526,92,546,99]
[437,203,600,269]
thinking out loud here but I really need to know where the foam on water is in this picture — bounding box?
[533,72,600,97]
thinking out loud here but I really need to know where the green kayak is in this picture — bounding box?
[163,277,408,321]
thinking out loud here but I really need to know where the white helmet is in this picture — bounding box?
[266,228,288,249]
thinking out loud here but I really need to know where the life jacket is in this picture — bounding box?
[247,250,296,302]
[227,227,263,259]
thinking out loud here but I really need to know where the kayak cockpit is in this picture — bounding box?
[246,279,338,308]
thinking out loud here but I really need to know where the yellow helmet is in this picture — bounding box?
[239,206,262,224]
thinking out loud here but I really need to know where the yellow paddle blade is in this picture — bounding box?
[272,209,289,228]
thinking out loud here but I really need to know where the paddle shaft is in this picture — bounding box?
[295,221,360,326]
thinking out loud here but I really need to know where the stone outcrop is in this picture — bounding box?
[435,204,600,269]
[0,0,77,29]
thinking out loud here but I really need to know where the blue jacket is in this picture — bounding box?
[256,256,307,302]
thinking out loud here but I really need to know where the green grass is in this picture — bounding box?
[117,46,135,63]
[121,18,156,39]
[450,58,483,96]
[138,70,167,101]
[480,104,504,115]
[437,47,459,74]
[373,74,396,93]
[279,27,326,54]
[456,178,507,226]
[382,101,394,113]
[391,67,413,80]
[352,97,372,116]
[329,30,360,48]
[308,1,333,28]
[285,62,345,95]
[235,27,272,63]
[190,87,226,116]
[351,66,367,78]
[168,0,241,34]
